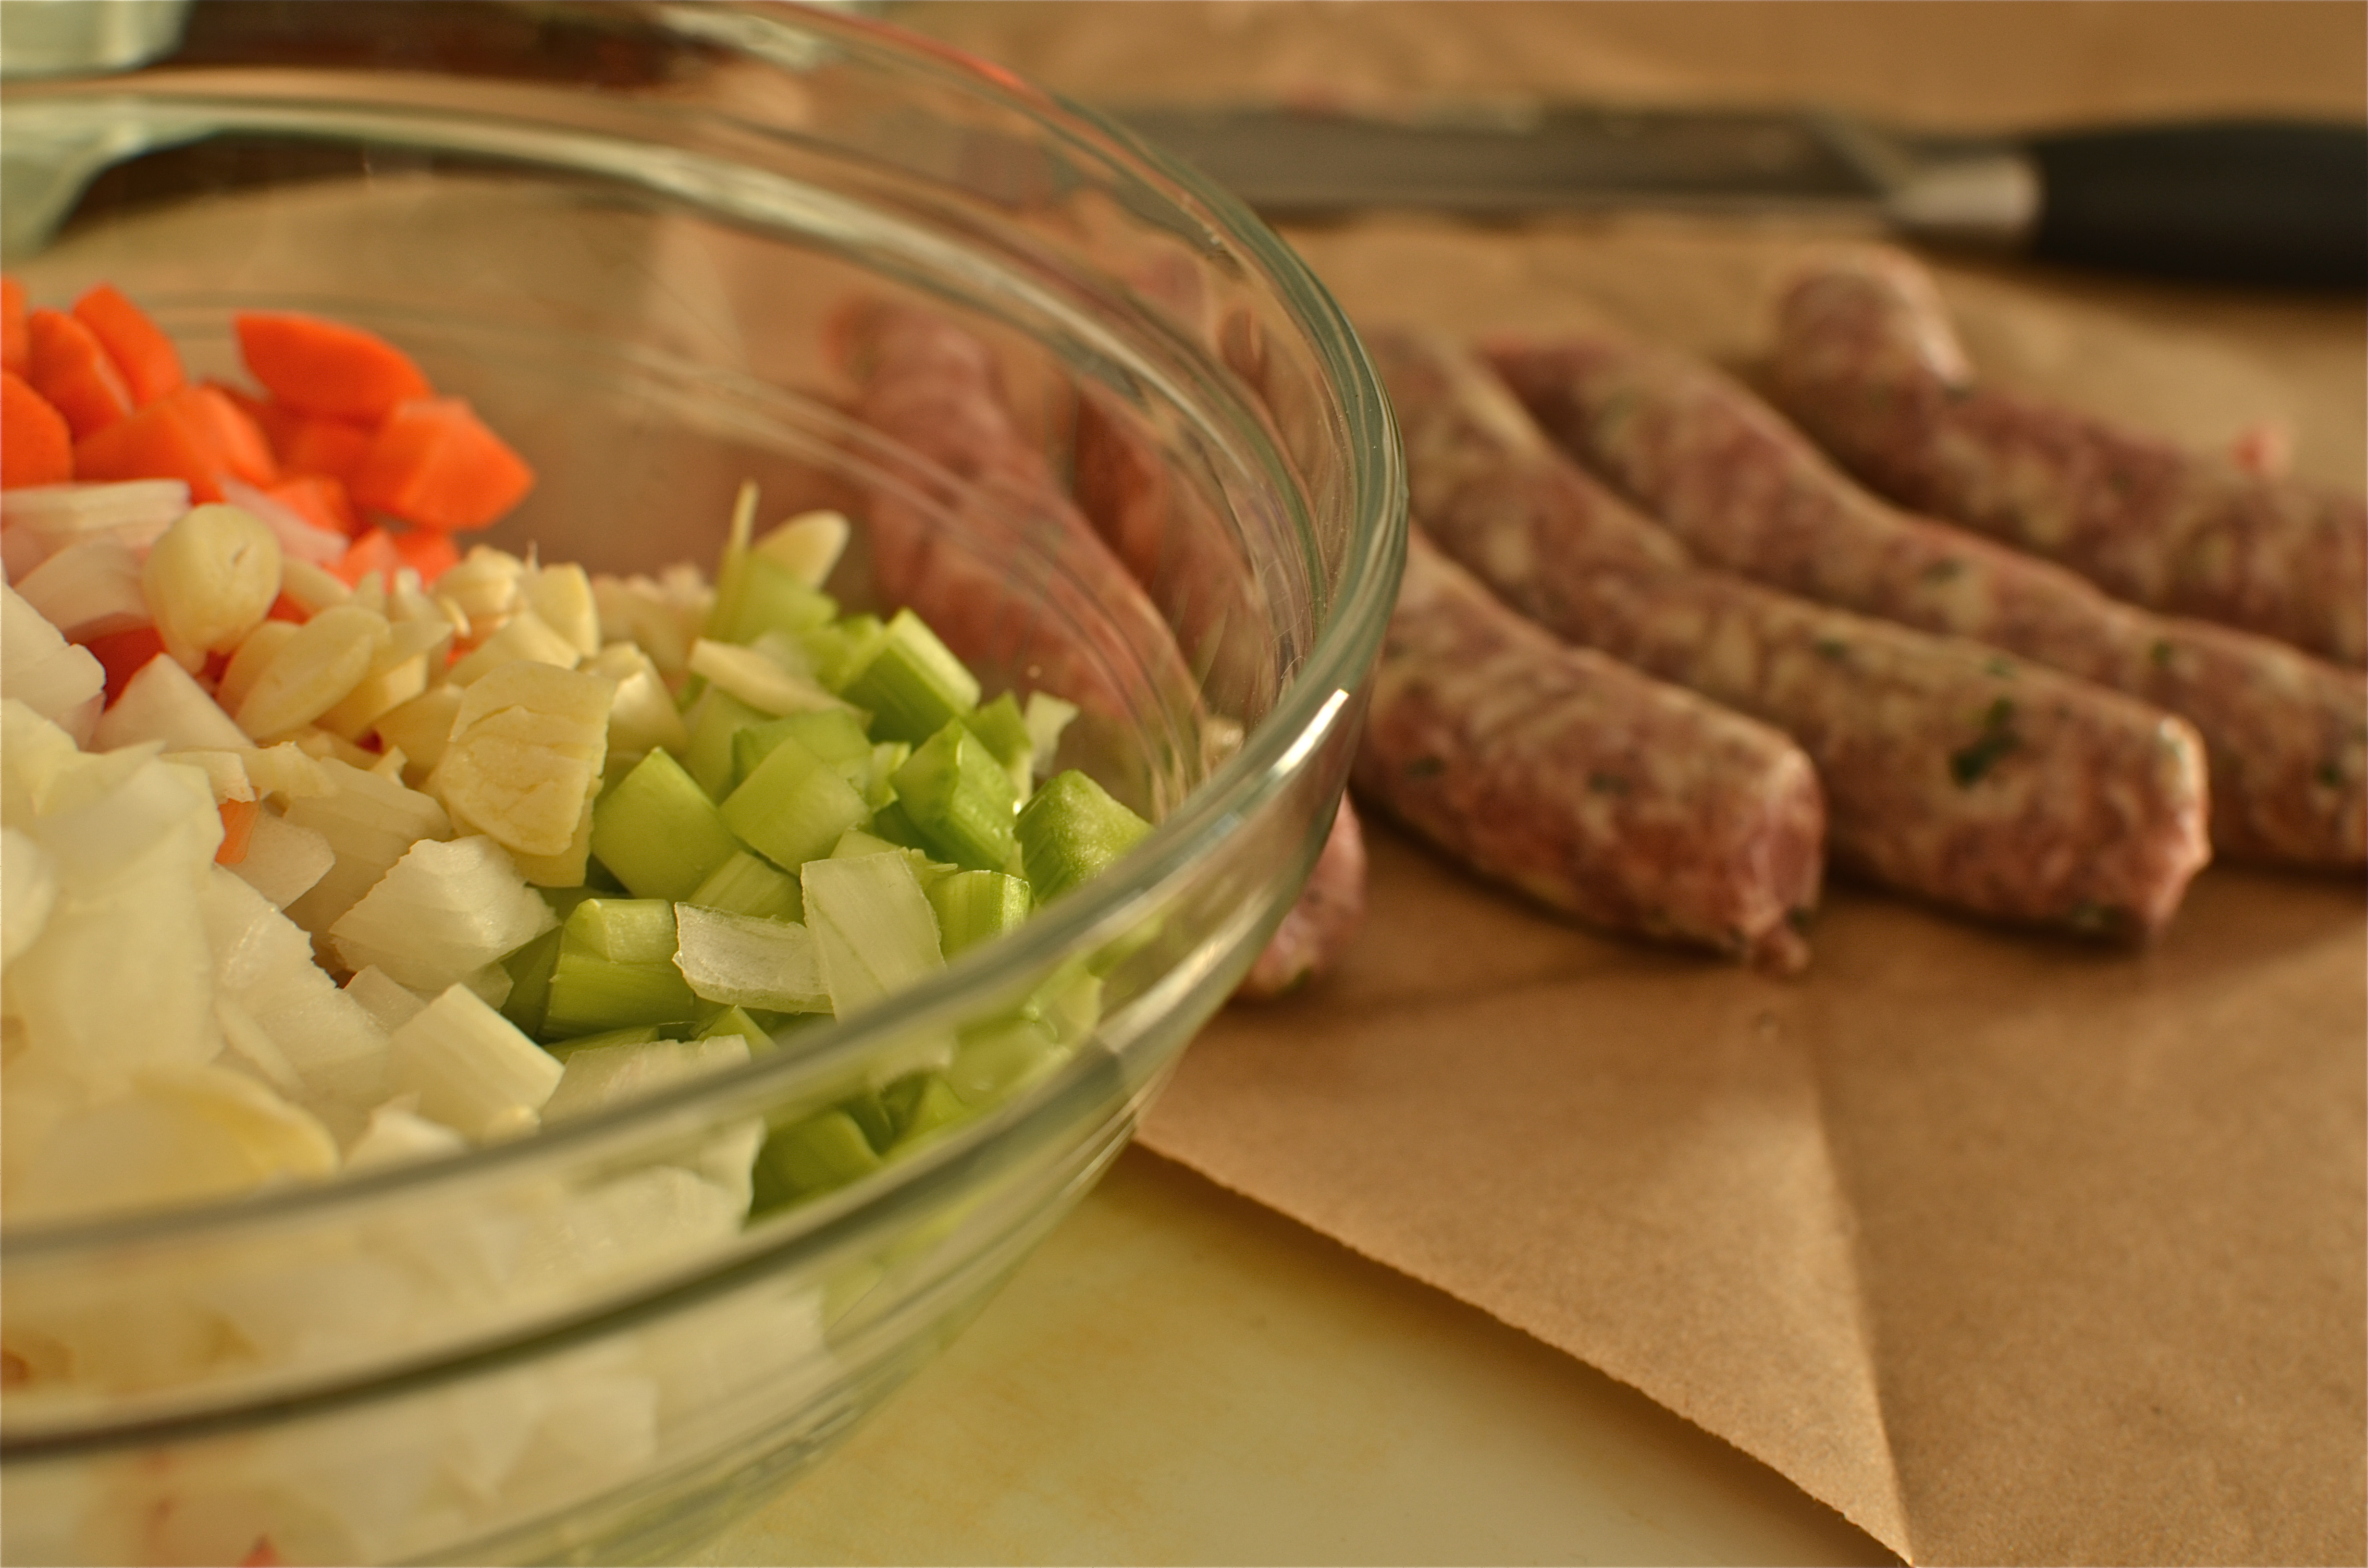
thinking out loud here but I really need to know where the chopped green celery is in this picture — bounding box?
[729,707,871,796]
[709,552,838,645]
[540,884,603,922]
[962,691,1036,798]
[841,608,980,744]
[866,799,929,850]
[893,719,1020,873]
[884,1072,973,1150]
[947,1016,1064,1106]
[590,749,742,901]
[831,828,904,860]
[1015,770,1152,902]
[544,1023,665,1061]
[928,870,1033,958]
[753,1109,882,1205]
[801,613,883,693]
[580,856,628,894]
[498,925,564,1037]
[682,687,772,800]
[719,734,871,872]
[697,1004,774,1054]
[801,852,944,1018]
[863,742,909,811]
[544,897,703,1035]
[687,849,803,922]
[839,1087,896,1152]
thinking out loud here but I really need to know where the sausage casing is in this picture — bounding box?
[1375,328,2213,937]
[1484,328,2365,869]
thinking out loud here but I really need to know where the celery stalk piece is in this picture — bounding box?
[719,734,871,873]
[754,1109,882,1205]
[498,924,564,1037]
[681,687,771,801]
[708,552,838,645]
[839,1086,896,1152]
[865,799,929,851]
[839,608,979,743]
[700,479,762,639]
[543,1023,664,1061]
[686,848,804,922]
[543,897,703,1035]
[885,1072,974,1151]
[800,852,944,1018]
[1015,770,1152,903]
[697,1005,774,1054]
[729,708,873,796]
[947,1016,1065,1107]
[962,691,1036,799]
[891,720,1020,873]
[672,904,830,1013]
[801,613,882,694]
[386,982,564,1141]
[928,869,1034,958]
[590,749,742,902]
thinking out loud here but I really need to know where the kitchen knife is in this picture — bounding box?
[1109,104,2367,289]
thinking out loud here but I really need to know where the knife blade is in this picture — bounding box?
[1108,103,2367,290]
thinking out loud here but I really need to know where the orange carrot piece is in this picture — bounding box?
[268,474,361,538]
[1,277,26,378]
[266,592,310,624]
[390,527,460,584]
[183,384,278,486]
[235,311,432,423]
[73,283,185,406]
[81,626,167,704]
[72,392,229,502]
[209,379,304,455]
[215,796,259,865]
[350,396,533,531]
[277,413,374,488]
[25,308,133,439]
[2,370,74,489]
[333,525,404,587]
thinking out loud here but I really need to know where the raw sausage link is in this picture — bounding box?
[1373,328,2212,937]
[1484,330,2367,870]
[835,299,1364,995]
[1234,795,1369,999]
[1358,529,1826,974]
[1771,246,2368,666]
[1070,383,1366,998]
[830,297,1203,813]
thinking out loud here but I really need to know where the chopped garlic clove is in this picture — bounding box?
[235,605,394,740]
[432,660,614,860]
[142,503,284,672]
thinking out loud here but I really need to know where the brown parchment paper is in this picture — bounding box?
[894,7,2368,1563]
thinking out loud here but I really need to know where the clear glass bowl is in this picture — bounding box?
[0,5,1405,1562]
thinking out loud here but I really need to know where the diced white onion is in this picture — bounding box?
[330,835,555,993]
[671,904,828,1012]
[385,983,561,1142]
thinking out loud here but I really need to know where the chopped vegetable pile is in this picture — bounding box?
[0,282,1146,1233]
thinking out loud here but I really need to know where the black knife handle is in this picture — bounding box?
[2027,120,2366,289]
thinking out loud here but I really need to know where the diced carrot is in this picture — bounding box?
[202,649,233,684]
[332,525,404,587]
[2,370,74,489]
[81,626,167,704]
[277,413,374,488]
[267,473,361,538]
[73,283,185,405]
[25,308,133,439]
[183,384,278,486]
[266,592,310,624]
[209,379,304,455]
[73,392,228,502]
[350,396,533,531]
[235,311,432,423]
[216,796,259,866]
[1,277,26,378]
[391,527,460,584]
